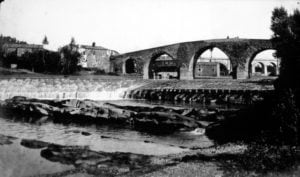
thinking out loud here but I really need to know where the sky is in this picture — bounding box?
[0,0,299,56]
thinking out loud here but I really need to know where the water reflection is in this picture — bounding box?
[0,115,214,156]
[0,138,73,177]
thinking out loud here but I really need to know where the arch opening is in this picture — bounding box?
[249,49,279,77]
[194,47,231,78]
[125,58,137,74]
[267,62,277,76]
[149,52,179,79]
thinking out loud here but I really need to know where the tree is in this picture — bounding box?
[44,51,60,73]
[41,35,49,67]
[70,37,76,46]
[42,36,49,45]
[270,7,300,145]
[271,7,300,89]
[2,51,18,68]
[59,38,81,75]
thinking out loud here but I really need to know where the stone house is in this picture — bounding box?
[2,43,44,57]
[79,44,118,73]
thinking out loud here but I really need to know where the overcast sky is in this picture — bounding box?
[0,0,299,54]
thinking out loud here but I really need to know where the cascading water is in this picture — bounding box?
[0,78,144,101]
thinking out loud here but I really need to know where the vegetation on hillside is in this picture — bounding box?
[0,35,27,46]
[0,37,81,75]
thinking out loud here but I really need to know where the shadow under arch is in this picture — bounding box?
[148,51,179,79]
[123,57,144,75]
[125,58,137,74]
[254,62,265,73]
[267,62,277,76]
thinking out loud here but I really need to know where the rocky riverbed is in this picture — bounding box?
[0,96,234,134]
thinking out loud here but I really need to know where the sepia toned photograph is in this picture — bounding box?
[0,0,300,176]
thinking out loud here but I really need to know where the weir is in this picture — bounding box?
[0,78,275,105]
[0,78,144,101]
[125,88,274,105]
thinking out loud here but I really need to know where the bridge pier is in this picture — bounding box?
[236,70,248,79]
[263,64,268,76]
[179,68,194,80]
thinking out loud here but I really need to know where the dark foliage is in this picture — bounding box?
[271,7,300,145]
[271,8,300,89]
[1,51,18,68]
[206,8,300,145]
[0,50,62,74]
[59,39,81,75]
[0,35,27,47]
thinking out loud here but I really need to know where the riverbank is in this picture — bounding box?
[1,134,299,177]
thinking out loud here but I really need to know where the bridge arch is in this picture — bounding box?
[124,58,137,74]
[267,62,277,76]
[147,51,179,79]
[248,49,278,77]
[123,57,144,75]
[191,46,232,78]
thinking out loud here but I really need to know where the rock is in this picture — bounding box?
[190,128,206,135]
[35,116,49,124]
[144,140,154,143]
[81,131,91,136]
[20,139,49,149]
[34,105,49,115]
[1,97,207,134]
[10,96,27,102]
[133,111,200,133]
[0,134,17,145]
[39,142,161,176]
[100,135,111,139]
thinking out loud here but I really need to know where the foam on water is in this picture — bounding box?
[0,78,142,100]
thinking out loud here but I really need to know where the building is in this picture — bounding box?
[2,43,44,57]
[78,43,118,73]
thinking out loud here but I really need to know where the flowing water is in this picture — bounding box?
[0,78,145,100]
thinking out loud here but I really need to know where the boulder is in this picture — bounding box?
[20,139,49,149]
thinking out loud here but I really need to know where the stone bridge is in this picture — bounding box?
[110,38,274,79]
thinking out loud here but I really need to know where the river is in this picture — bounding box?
[0,78,239,176]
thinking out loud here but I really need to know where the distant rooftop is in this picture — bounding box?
[80,45,108,50]
[2,43,43,49]
[79,44,119,55]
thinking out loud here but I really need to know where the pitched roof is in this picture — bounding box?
[80,45,108,50]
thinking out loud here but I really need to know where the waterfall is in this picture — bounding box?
[0,78,143,101]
